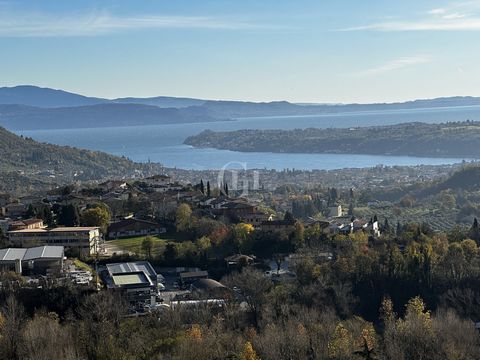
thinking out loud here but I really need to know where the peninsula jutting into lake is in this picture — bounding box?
[184,120,480,158]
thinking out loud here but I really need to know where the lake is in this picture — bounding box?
[17,105,480,170]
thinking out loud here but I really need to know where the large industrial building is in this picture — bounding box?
[0,245,64,275]
[104,261,162,309]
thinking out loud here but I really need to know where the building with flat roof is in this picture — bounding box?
[105,261,160,309]
[0,245,64,275]
[8,227,100,256]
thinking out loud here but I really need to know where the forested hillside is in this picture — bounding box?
[0,126,161,193]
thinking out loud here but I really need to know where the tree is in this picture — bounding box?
[0,296,25,360]
[142,236,154,259]
[284,211,294,222]
[232,223,254,252]
[293,221,305,248]
[348,203,354,216]
[200,179,205,195]
[469,217,480,244]
[242,341,260,360]
[58,204,80,226]
[207,181,211,197]
[164,243,177,263]
[81,207,110,233]
[25,204,36,218]
[383,218,391,235]
[222,268,272,327]
[176,203,192,232]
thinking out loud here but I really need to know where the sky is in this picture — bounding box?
[1,0,480,103]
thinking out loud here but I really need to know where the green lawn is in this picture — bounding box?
[107,235,168,257]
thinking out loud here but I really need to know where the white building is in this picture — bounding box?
[8,227,100,256]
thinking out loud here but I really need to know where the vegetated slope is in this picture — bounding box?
[184,121,480,158]
[0,103,217,130]
[0,126,161,192]
[418,165,480,197]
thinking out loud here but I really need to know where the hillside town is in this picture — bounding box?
[0,172,385,313]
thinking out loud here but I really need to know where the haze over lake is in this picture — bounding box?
[17,105,480,170]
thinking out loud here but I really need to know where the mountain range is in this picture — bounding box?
[1,85,480,130]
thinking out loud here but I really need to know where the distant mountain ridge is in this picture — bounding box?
[0,85,206,108]
[1,85,480,130]
[0,103,219,130]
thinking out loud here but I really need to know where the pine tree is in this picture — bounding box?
[348,203,354,216]
[384,218,390,234]
[469,217,480,244]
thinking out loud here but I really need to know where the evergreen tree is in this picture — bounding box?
[200,179,205,195]
[348,203,354,216]
[284,211,295,222]
[396,221,402,235]
[58,204,80,226]
[384,218,391,234]
[469,217,480,244]
[25,204,36,218]
[207,181,211,197]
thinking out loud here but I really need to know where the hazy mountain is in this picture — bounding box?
[112,96,206,108]
[0,103,219,130]
[0,85,105,108]
[0,85,205,109]
[2,85,480,131]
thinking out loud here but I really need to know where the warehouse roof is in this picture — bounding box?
[0,246,64,263]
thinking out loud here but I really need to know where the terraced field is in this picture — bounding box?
[355,206,460,232]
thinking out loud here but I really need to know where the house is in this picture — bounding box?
[107,218,166,239]
[144,174,172,186]
[105,261,161,309]
[9,218,45,231]
[328,205,342,218]
[240,212,273,228]
[260,219,296,233]
[0,193,11,207]
[211,200,258,218]
[0,245,64,275]
[225,254,256,267]
[18,195,43,206]
[8,227,100,256]
[98,180,128,192]
[1,203,26,218]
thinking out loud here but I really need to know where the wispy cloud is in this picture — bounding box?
[340,0,480,31]
[355,56,432,76]
[0,10,268,37]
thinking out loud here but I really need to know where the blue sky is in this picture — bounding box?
[1,0,480,103]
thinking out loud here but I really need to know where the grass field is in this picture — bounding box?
[106,236,168,257]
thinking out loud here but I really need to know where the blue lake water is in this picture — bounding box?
[17,105,480,170]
